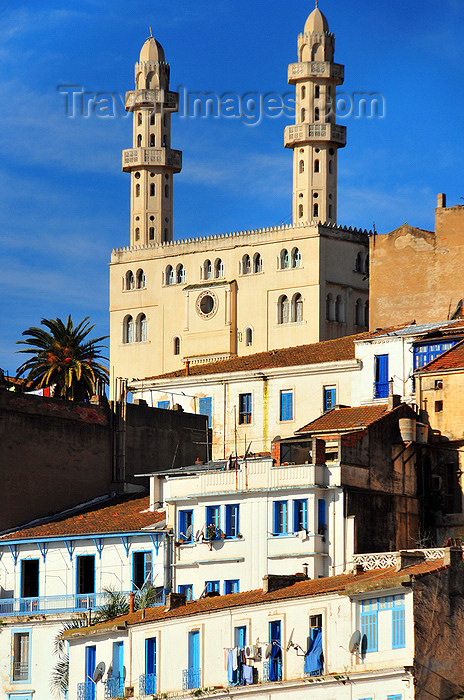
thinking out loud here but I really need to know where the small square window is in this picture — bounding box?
[435,400,443,412]
[310,614,322,628]
[238,393,252,424]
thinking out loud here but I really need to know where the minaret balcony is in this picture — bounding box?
[122,147,182,172]
[288,62,344,85]
[284,123,346,148]
[125,89,179,112]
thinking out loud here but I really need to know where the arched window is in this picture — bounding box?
[164,228,168,241]
[135,228,140,241]
[335,295,345,323]
[364,301,369,328]
[315,107,320,121]
[301,108,306,122]
[299,204,304,218]
[314,159,319,173]
[328,204,332,219]
[137,113,142,126]
[150,134,155,147]
[242,254,251,275]
[174,336,181,355]
[149,227,155,240]
[365,254,369,274]
[291,248,302,268]
[355,298,364,326]
[165,265,174,286]
[137,134,142,147]
[315,85,320,99]
[150,183,155,196]
[329,160,333,174]
[293,293,303,322]
[301,86,306,100]
[278,295,290,324]
[245,327,253,347]
[123,315,134,343]
[165,184,169,198]
[125,270,134,290]
[313,203,319,217]
[137,313,147,342]
[280,249,290,269]
[204,259,212,280]
[150,114,155,126]
[253,253,262,273]
[135,184,141,197]
[355,252,362,272]
[299,160,304,174]
[176,264,185,284]
[215,259,224,278]
[136,269,145,288]
[326,293,335,321]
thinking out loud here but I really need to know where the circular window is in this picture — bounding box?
[315,148,320,153]
[150,172,155,178]
[313,193,319,198]
[150,216,155,221]
[329,148,335,155]
[196,290,218,319]
[135,216,140,221]
[135,172,141,179]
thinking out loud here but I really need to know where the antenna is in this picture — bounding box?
[93,661,106,683]
[286,629,294,652]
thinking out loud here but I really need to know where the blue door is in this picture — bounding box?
[187,630,200,689]
[141,638,156,695]
[199,397,212,427]
[374,354,389,398]
[112,642,124,696]
[85,645,96,700]
[318,499,326,535]
[269,621,282,681]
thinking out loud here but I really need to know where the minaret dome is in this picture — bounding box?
[304,7,329,34]
[139,36,165,63]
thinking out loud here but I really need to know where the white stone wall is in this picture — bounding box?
[353,335,416,406]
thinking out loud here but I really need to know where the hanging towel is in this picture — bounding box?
[304,627,323,676]
[228,650,235,683]
[224,649,229,671]
[232,647,239,671]
[243,665,253,685]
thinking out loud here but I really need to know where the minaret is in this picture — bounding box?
[122,33,182,246]
[284,4,346,225]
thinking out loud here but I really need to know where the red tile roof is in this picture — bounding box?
[145,332,376,381]
[416,339,464,373]
[296,404,390,434]
[0,495,165,541]
[64,558,448,636]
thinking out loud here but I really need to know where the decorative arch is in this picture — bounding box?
[355,298,364,326]
[125,270,135,290]
[176,264,185,284]
[173,336,181,356]
[280,249,290,269]
[215,258,224,278]
[245,327,253,347]
[326,293,335,322]
[278,295,290,324]
[242,254,251,275]
[335,295,345,323]
[165,265,174,286]
[253,253,262,273]
[136,269,146,289]
[123,315,134,344]
[136,313,147,342]
[292,293,303,323]
[291,248,302,268]
[203,259,212,280]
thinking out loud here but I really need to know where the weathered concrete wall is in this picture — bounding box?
[0,390,208,532]
[413,555,464,700]
[370,204,464,329]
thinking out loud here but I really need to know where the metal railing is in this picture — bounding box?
[77,680,95,700]
[182,668,201,690]
[12,661,28,681]
[104,676,124,698]
[0,591,133,616]
[262,659,282,682]
[139,673,157,695]
[373,381,389,399]
[353,547,450,571]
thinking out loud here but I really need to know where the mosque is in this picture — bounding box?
[109,5,370,391]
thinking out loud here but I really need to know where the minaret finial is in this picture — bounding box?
[315,1,318,7]
[149,26,153,38]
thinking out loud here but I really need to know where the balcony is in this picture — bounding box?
[0,590,152,616]
[139,673,156,695]
[182,668,201,690]
[284,123,346,148]
[103,677,123,698]
[288,61,344,84]
[122,147,182,172]
[124,89,179,111]
[12,661,29,681]
[77,680,95,700]
[373,381,389,399]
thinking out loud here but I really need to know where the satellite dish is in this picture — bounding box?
[286,628,295,652]
[348,630,361,653]
[107,663,113,679]
[185,524,193,539]
[265,643,273,659]
[361,633,368,656]
[93,661,106,683]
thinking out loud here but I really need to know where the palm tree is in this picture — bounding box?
[16,315,109,401]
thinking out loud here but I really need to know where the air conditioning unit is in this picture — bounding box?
[245,644,260,660]
[124,687,134,698]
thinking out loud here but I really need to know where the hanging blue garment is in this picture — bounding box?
[304,628,323,676]
[228,650,235,684]
[243,665,253,685]
[269,643,281,682]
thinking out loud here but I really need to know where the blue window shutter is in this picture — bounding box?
[361,611,378,652]
[157,400,170,410]
[318,499,326,531]
[235,625,247,647]
[324,388,336,411]
[392,608,405,648]
[280,391,293,421]
[188,630,200,671]
[145,638,156,676]
[374,354,389,398]
[199,397,212,427]
[144,552,152,585]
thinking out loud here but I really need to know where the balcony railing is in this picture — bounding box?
[373,381,389,399]
[77,680,95,700]
[262,659,282,682]
[182,668,201,690]
[104,676,124,698]
[12,661,29,681]
[139,673,157,695]
[0,591,135,616]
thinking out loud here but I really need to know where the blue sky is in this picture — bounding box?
[1,0,463,374]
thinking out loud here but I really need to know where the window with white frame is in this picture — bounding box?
[359,594,405,652]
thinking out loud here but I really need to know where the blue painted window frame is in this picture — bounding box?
[178,510,194,543]
[199,397,212,427]
[374,354,389,399]
[132,551,152,590]
[273,501,288,535]
[413,341,458,369]
[238,393,252,424]
[206,505,220,532]
[323,387,336,412]
[318,499,326,534]
[225,504,239,538]
[293,499,308,532]
[205,580,220,594]
[234,625,247,648]
[178,585,193,601]
[224,580,239,594]
[360,594,405,653]
[10,629,32,684]
[280,390,293,421]
[157,400,170,410]
[386,696,402,700]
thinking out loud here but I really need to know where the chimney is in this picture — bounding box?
[263,573,307,593]
[129,591,134,613]
[388,394,401,410]
[185,360,190,376]
[443,546,463,570]
[437,193,447,208]
[352,564,364,576]
[395,550,425,572]
[165,592,186,610]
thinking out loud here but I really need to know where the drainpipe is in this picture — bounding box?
[129,591,134,613]
[164,530,174,601]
